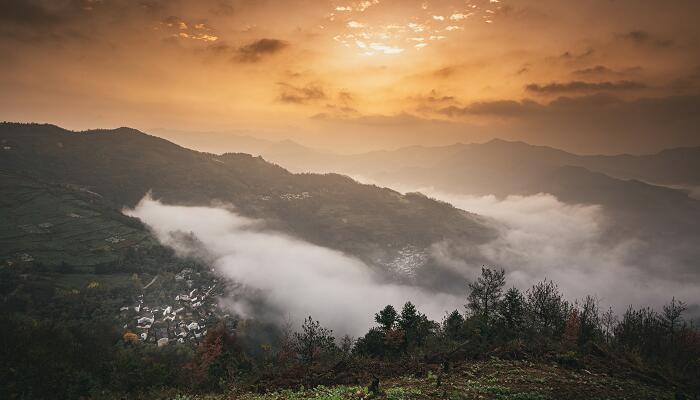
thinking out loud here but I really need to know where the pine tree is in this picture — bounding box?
[375,305,398,331]
[443,310,465,339]
[294,316,336,365]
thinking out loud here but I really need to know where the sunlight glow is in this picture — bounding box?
[329,0,505,56]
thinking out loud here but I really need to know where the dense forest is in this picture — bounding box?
[2,267,698,399]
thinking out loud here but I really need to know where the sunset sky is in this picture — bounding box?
[1,0,699,154]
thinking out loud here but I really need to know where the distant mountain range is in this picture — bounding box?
[153,129,700,190]
[154,131,700,280]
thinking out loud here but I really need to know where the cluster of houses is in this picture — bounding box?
[379,245,428,280]
[279,192,311,201]
[121,268,230,346]
[257,192,312,202]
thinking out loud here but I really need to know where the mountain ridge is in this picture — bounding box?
[0,122,495,285]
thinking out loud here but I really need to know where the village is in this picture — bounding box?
[120,267,232,346]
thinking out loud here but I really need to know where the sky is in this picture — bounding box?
[1,0,699,154]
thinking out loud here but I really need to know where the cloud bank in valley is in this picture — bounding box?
[125,196,463,336]
[126,188,700,333]
[426,192,700,315]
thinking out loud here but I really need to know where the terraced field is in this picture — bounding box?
[0,172,153,269]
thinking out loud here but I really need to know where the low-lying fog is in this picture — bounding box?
[126,196,464,337]
[126,189,699,335]
[426,191,700,317]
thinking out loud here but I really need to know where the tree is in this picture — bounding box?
[601,306,617,344]
[466,267,506,325]
[615,306,663,359]
[442,310,465,340]
[527,279,567,337]
[339,335,355,358]
[579,296,601,345]
[397,302,435,347]
[563,309,581,348]
[375,305,398,331]
[398,302,420,333]
[354,327,386,357]
[294,316,336,365]
[498,287,526,338]
[662,297,687,339]
[186,323,249,390]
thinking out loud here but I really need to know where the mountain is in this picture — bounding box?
[219,137,700,279]
[0,123,494,284]
[222,137,700,194]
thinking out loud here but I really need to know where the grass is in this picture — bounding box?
[166,359,676,400]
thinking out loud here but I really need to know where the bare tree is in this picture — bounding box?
[601,306,618,344]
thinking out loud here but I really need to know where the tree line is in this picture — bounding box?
[2,267,699,398]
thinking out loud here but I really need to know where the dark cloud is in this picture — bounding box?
[525,80,647,94]
[572,65,614,76]
[277,82,325,104]
[432,66,458,78]
[312,93,700,153]
[618,30,674,48]
[201,38,289,63]
[437,94,699,119]
[432,94,700,153]
[0,0,88,43]
[0,0,64,25]
[440,99,542,118]
[572,65,643,78]
[411,90,456,105]
[556,48,595,64]
[236,38,288,62]
[516,64,530,75]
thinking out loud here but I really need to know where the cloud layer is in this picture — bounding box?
[126,191,700,331]
[426,192,700,316]
[126,196,463,336]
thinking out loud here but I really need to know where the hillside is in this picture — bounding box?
[0,123,494,282]
[229,358,678,400]
[0,172,229,362]
[0,171,217,321]
[211,137,700,283]
[0,172,153,269]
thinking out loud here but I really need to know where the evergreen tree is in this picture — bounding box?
[443,310,465,340]
[375,305,398,331]
[498,287,526,338]
[398,302,433,347]
[293,316,336,365]
[662,297,687,338]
